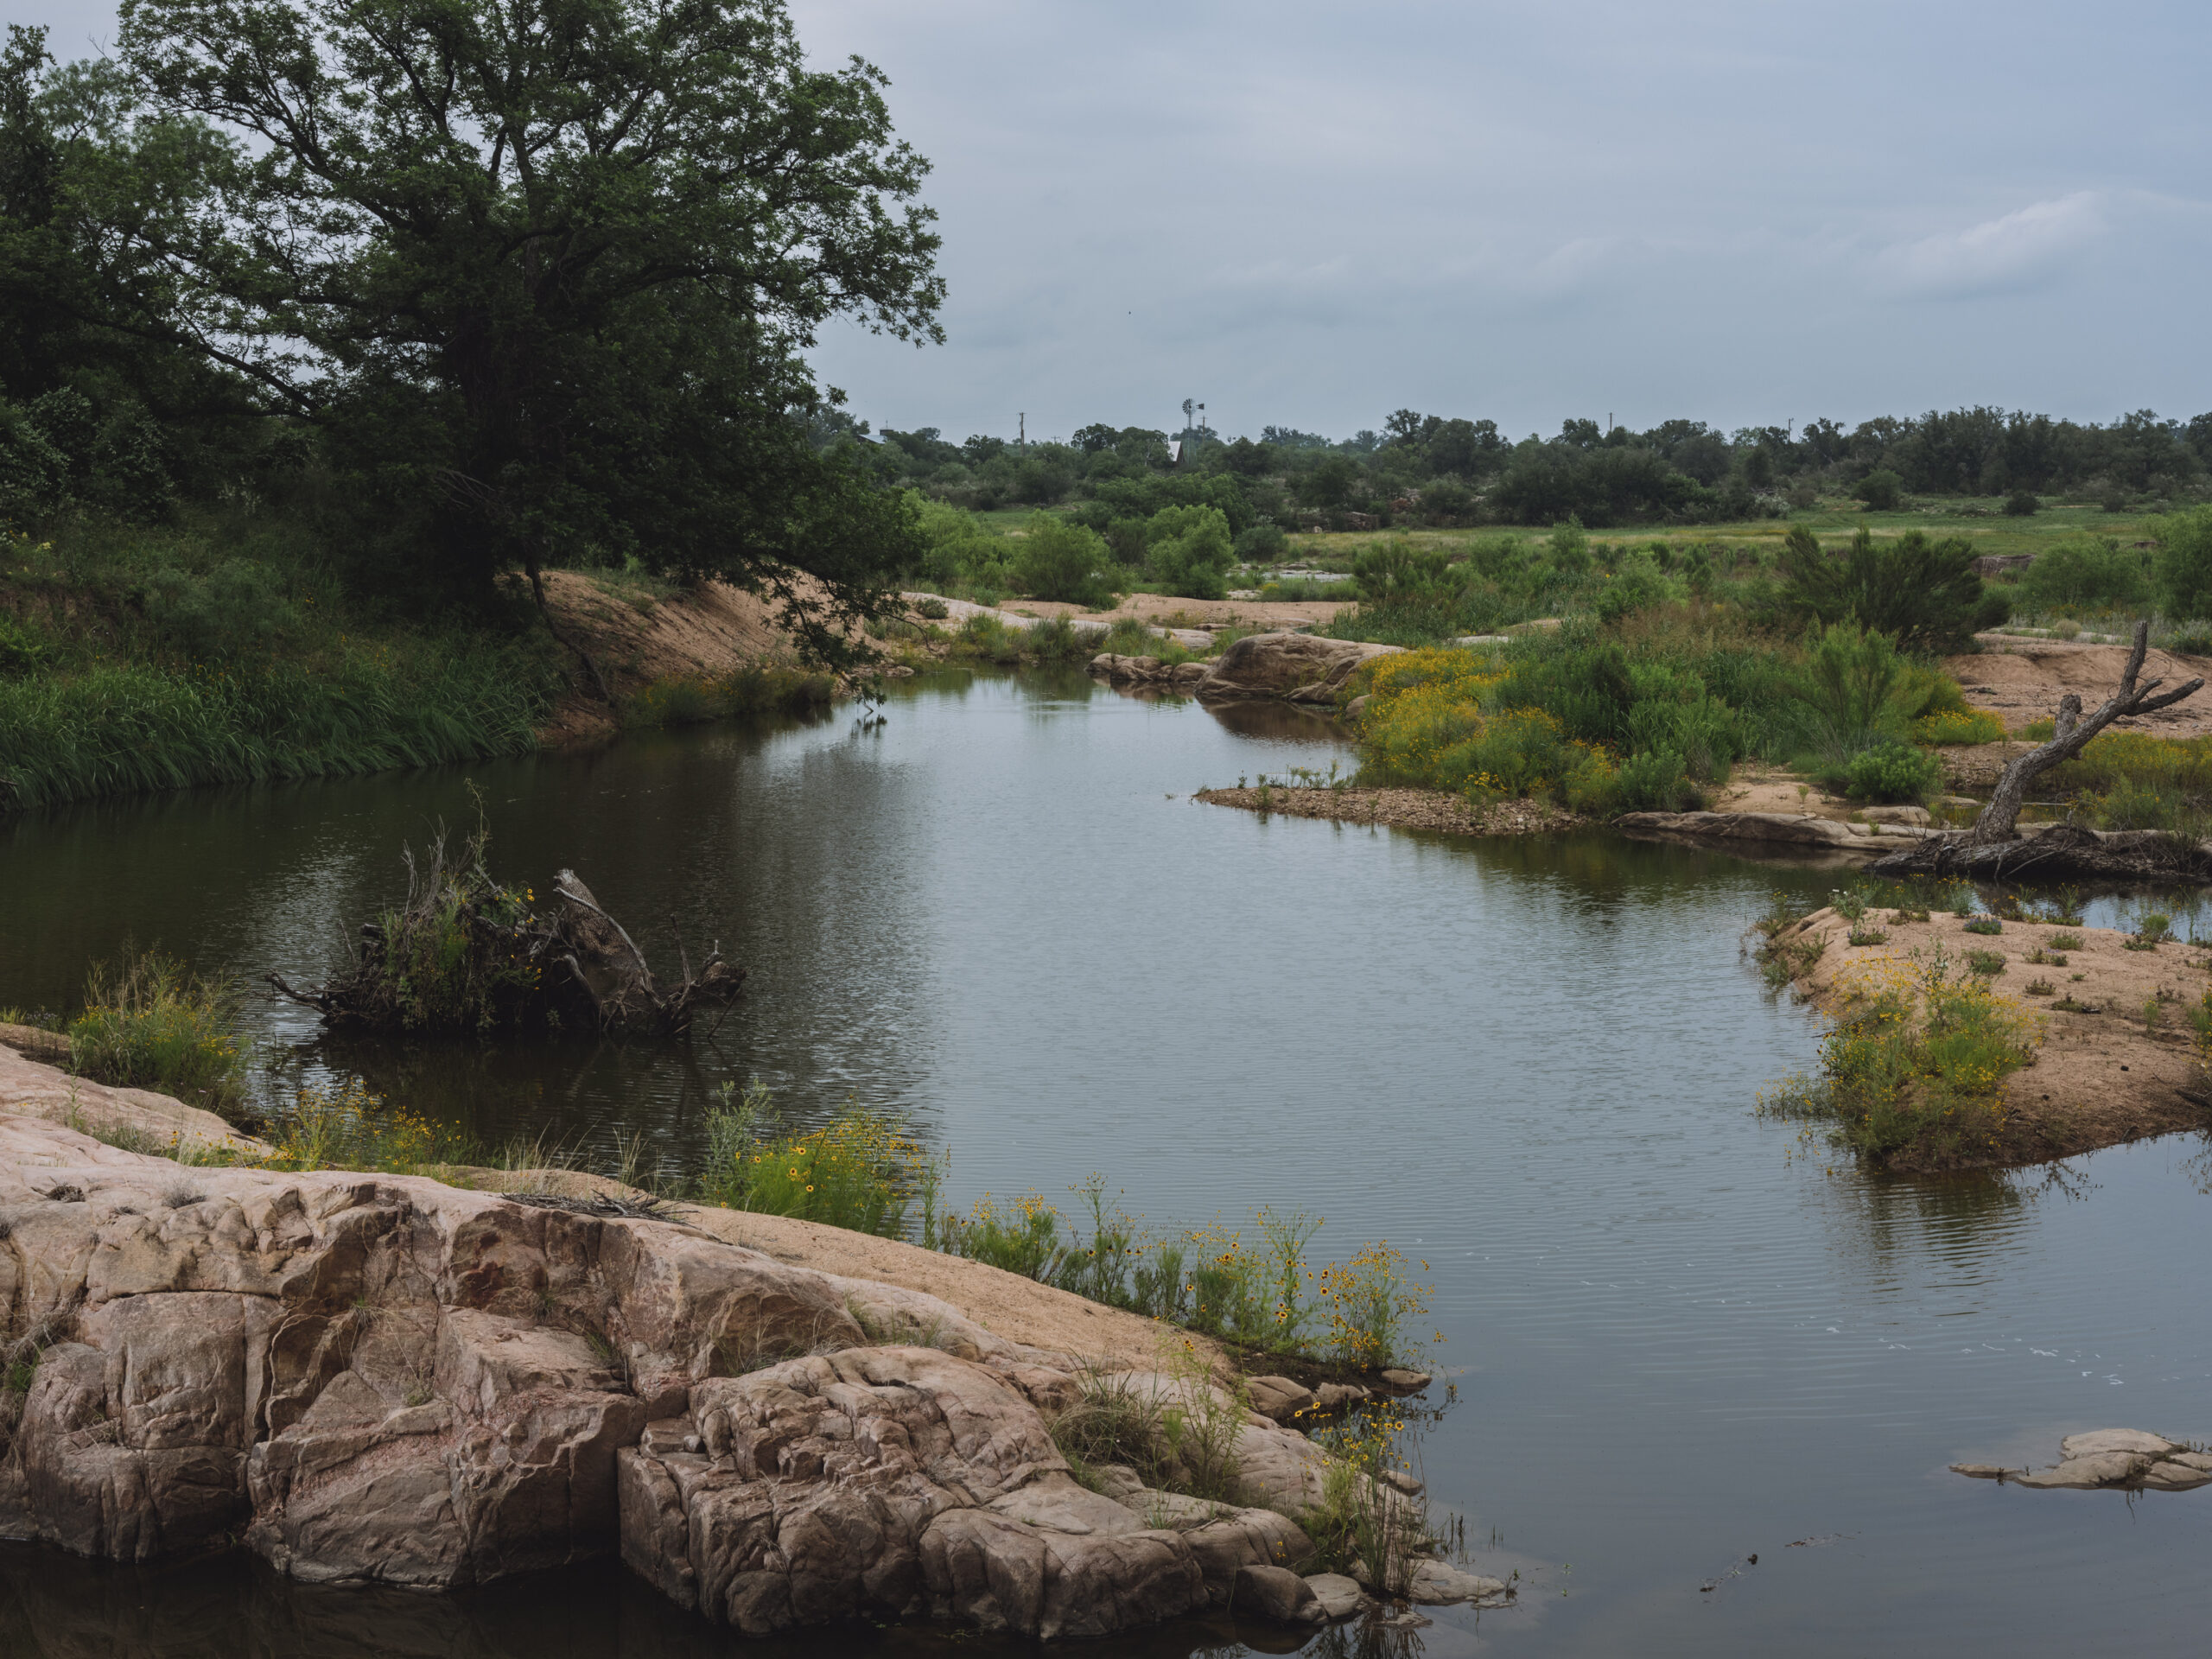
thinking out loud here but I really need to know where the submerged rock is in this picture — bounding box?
[1955,1430,2210,1492]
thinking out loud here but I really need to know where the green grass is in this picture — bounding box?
[1,513,561,811]
[64,949,251,1123]
[620,665,835,728]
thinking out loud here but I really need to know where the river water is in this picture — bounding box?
[3,670,2209,1657]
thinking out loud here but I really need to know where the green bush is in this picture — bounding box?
[1010,514,1116,607]
[1612,747,1703,810]
[1857,470,1903,511]
[1911,708,2005,745]
[2003,490,2040,518]
[698,1082,939,1240]
[1778,524,2006,651]
[67,950,251,1123]
[1593,548,1679,623]
[1761,952,2037,1165]
[2015,537,2148,613]
[906,493,1007,591]
[1142,505,1235,600]
[2149,505,2212,620]
[1351,538,1453,603]
[1845,738,1942,803]
[1233,521,1288,562]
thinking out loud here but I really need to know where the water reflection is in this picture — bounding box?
[4,673,2210,1656]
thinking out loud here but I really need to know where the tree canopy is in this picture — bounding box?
[4,2,944,662]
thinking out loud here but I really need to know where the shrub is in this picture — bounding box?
[698,1082,938,1239]
[1593,548,1679,623]
[1911,708,2005,746]
[1966,950,2006,976]
[1233,521,1288,562]
[1962,915,2002,935]
[1845,739,1942,804]
[1613,747,1703,810]
[2003,490,2040,517]
[67,950,251,1123]
[1759,951,2041,1164]
[1857,470,1903,511]
[2149,505,2212,620]
[1351,538,1453,603]
[1778,525,2006,651]
[1011,514,1117,607]
[1143,505,1235,600]
[2015,537,2149,613]
[262,1077,457,1172]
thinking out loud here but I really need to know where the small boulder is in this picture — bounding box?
[1378,1469,1425,1497]
[1197,632,1401,702]
[1302,1572,1368,1622]
[1245,1376,1317,1423]
[1406,1558,1510,1606]
[1380,1369,1432,1391]
[1232,1562,1318,1624]
[1313,1382,1370,1410]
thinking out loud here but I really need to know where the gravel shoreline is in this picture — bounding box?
[1195,785,1581,836]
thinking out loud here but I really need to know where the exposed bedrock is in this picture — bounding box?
[0,1112,1435,1640]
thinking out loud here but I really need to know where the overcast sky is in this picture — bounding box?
[24,0,2211,443]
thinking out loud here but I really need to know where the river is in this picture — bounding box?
[3,669,2209,1656]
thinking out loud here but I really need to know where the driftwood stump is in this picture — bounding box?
[1869,620,2208,882]
[268,836,742,1035]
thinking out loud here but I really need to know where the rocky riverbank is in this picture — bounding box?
[0,1052,1503,1641]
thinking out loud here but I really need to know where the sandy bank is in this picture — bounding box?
[1773,907,2212,1166]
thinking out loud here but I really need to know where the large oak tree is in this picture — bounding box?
[109,0,943,662]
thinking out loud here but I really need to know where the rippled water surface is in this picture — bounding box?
[4,671,2209,1657]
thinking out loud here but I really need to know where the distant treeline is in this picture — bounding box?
[833,406,2212,531]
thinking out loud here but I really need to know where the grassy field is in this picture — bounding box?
[1270,501,2152,571]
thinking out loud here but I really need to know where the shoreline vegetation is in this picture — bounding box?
[1750,880,2212,1170]
[0,954,1436,1381]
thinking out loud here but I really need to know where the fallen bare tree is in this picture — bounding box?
[268,830,741,1035]
[1871,620,2211,882]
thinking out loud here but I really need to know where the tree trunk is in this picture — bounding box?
[1968,620,2202,844]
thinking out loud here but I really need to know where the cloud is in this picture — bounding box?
[1872,194,2105,301]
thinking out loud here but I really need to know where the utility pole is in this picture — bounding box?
[1019,413,1026,455]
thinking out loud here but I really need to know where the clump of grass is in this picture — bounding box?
[2126,913,2174,951]
[67,950,251,1123]
[1048,1345,1249,1505]
[1831,888,1870,922]
[1848,924,1891,947]
[2025,977,2056,995]
[1966,950,2006,976]
[1747,890,1827,992]
[1911,709,2005,746]
[1304,1399,1441,1592]
[2143,995,2165,1031]
[619,664,834,728]
[1760,949,2043,1165]
[1962,916,2002,936]
[697,1081,938,1239]
[260,1077,473,1172]
[2046,931,2085,952]
[2026,947,2069,966]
